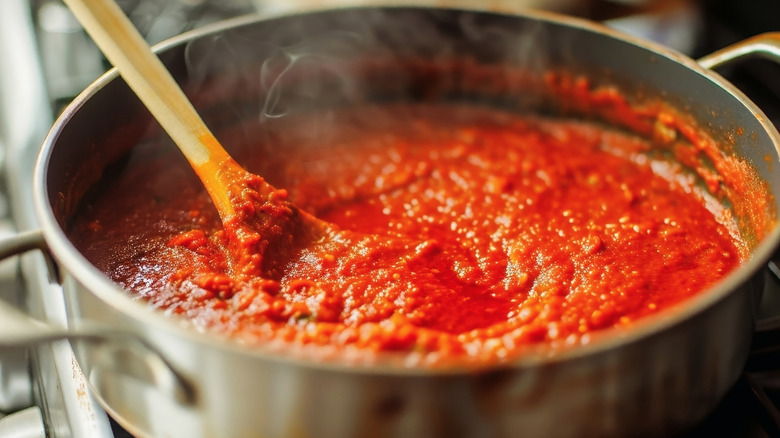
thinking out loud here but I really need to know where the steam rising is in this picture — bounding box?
[257,32,366,119]
[171,6,570,166]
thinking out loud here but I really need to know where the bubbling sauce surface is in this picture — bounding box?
[69,104,744,364]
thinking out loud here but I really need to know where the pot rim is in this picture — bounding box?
[33,5,780,375]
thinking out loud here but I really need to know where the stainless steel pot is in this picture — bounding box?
[3,6,780,438]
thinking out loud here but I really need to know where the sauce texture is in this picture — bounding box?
[69,104,745,364]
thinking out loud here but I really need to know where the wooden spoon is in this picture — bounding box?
[63,0,333,277]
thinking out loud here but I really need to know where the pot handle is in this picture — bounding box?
[0,230,197,407]
[697,32,780,70]
[0,230,58,283]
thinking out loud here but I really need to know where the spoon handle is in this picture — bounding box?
[63,0,235,214]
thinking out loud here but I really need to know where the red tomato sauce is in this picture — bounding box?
[68,104,745,364]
